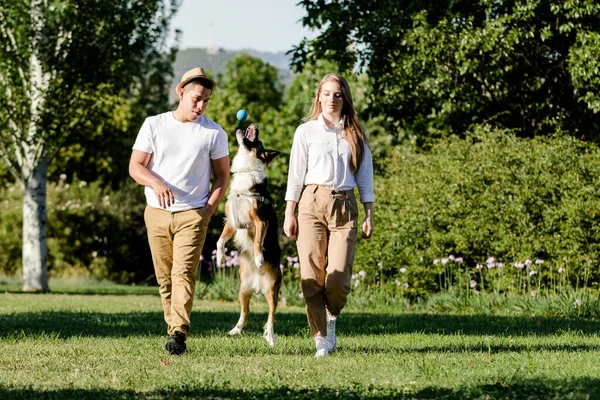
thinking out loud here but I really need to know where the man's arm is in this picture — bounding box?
[205,155,230,217]
[128,149,174,208]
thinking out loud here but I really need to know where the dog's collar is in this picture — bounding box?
[229,193,271,204]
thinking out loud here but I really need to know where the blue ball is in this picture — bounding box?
[236,109,248,121]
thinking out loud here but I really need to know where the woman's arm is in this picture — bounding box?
[283,201,298,238]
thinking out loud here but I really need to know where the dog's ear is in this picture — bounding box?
[263,149,280,165]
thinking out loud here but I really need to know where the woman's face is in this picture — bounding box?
[319,80,344,118]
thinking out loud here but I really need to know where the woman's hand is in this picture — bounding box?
[283,214,298,238]
[362,202,374,239]
[283,201,298,238]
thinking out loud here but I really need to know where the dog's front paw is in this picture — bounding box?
[216,240,226,267]
[217,250,226,267]
[254,253,264,268]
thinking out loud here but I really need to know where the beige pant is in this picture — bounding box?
[144,205,210,338]
[297,185,359,337]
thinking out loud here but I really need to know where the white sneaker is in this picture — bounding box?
[326,316,337,352]
[314,336,328,358]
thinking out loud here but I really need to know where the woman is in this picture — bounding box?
[283,73,374,358]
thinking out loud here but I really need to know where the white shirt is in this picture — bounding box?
[132,112,229,212]
[285,114,374,203]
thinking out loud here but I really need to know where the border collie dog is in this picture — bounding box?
[216,124,282,346]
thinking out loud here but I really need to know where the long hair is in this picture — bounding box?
[305,73,369,173]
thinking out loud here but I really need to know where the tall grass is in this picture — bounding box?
[199,248,600,320]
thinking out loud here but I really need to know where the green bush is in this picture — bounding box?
[0,186,24,275]
[357,125,600,297]
[0,177,154,282]
[5,125,600,297]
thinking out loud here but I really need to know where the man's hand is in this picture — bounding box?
[152,182,174,209]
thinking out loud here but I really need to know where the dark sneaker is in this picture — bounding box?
[165,331,187,355]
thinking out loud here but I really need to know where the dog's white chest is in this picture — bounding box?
[227,195,255,230]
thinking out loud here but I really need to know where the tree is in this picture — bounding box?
[208,54,285,136]
[291,0,600,141]
[0,0,180,291]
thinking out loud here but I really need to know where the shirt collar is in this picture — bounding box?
[318,113,345,132]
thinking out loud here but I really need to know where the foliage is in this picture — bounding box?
[0,178,154,283]
[8,122,600,299]
[47,177,154,283]
[0,186,23,275]
[172,48,294,104]
[357,125,600,297]
[292,0,600,141]
[0,0,180,184]
[0,0,182,290]
[208,53,285,136]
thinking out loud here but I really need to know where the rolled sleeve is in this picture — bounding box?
[285,126,308,202]
[356,144,375,203]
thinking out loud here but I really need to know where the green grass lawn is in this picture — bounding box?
[1,282,600,399]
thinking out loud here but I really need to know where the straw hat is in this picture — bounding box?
[175,67,216,94]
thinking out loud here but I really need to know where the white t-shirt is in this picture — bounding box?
[132,112,229,212]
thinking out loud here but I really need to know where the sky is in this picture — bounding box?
[170,0,317,53]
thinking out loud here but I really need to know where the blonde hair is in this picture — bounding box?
[305,73,369,173]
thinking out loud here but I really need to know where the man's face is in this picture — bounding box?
[178,82,212,122]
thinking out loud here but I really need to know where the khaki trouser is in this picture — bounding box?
[296,184,359,337]
[144,205,210,338]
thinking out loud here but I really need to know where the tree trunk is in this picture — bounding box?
[21,155,49,292]
[20,1,50,292]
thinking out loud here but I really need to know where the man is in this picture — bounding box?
[129,67,230,355]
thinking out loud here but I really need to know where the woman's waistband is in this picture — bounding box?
[306,184,355,197]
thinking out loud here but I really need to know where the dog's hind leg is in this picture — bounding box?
[250,209,267,268]
[229,286,252,336]
[216,218,236,267]
[263,279,280,347]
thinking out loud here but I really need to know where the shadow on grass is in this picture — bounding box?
[1,377,599,399]
[2,308,600,340]
[0,287,159,296]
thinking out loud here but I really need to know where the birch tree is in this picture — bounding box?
[0,0,179,291]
